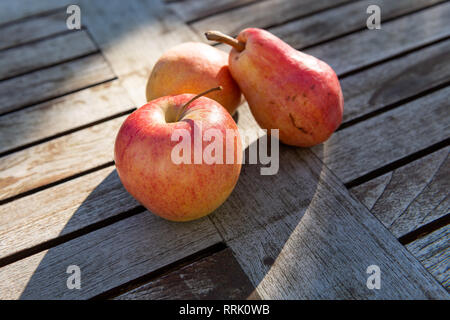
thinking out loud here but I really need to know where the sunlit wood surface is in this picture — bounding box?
[0,0,448,299]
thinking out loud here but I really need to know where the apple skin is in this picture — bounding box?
[114,94,242,222]
[146,42,242,115]
[228,28,344,147]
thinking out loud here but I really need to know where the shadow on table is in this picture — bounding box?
[18,128,331,299]
[12,0,331,300]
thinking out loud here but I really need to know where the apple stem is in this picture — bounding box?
[205,31,245,52]
[175,86,223,122]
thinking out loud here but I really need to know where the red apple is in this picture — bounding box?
[114,88,242,222]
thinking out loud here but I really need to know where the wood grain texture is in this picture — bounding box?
[0,0,71,25]
[269,0,445,50]
[0,30,97,80]
[0,54,115,115]
[168,0,261,22]
[0,80,132,154]
[192,0,353,36]
[0,166,139,261]
[311,86,450,184]
[208,139,448,298]
[304,3,450,76]
[0,115,125,201]
[0,212,221,299]
[0,10,68,50]
[79,0,201,106]
[340,39,450,124]
[115,248,260,300]
[0,0,446,300]
[212,2,450,78]
[351,147,449,238]
[406,225,450,291]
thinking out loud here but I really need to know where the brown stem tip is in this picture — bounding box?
[175,86,223,121]
[205,30,245,52]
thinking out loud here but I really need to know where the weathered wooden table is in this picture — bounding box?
[0,0,448,299]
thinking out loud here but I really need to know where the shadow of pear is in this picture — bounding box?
[208,135,329,298]
[18,128,327,299]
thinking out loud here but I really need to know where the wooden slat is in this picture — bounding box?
[0,54,115,115]
[191,0,353,36]
[351,147,449,238]
[0,112,242,259]
[311,86,450,184]
[0,166,139,261]
[406,225,450,291]
[304,3,450,76]
[0,115,125,201]
[0,212,221,299]
[340,39,450,124]
[269,0,445,50]
[212,2,450,76]
[0,30,97,80]
[208,142,448,298]
[115,248,260,300]
[79,0,201,106]
[168,0,261,22]
[0,10,68,50]
[0,0,71,26]
[0,80,132,154]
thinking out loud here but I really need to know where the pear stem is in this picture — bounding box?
[205,30,245,52]
[175,86,223,122]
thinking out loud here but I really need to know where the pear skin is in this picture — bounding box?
[206,29,344,147]
[146,42,241,115]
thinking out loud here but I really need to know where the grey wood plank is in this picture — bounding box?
[79,0,201,106]
[0,30,97,80]
[351,147,449,238]
[0,54,116,115]
[0,80,132,154]
[406,225,450,291]
[212,1,450,85]
[208,142,449,298]
[115,248,260,300]
[0,115,125,201]
[304,3,450,76]
[269,0,445,50]
[168,0,261,22]
[311,86,450,184]
[0,166,139,261]
[0,211,222,299]
[0,0,71,25]
[191,0,354,36]
[340,39,450,124]
[0,10,68,51]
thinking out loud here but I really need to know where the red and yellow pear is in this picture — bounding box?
[206,28,344,147]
